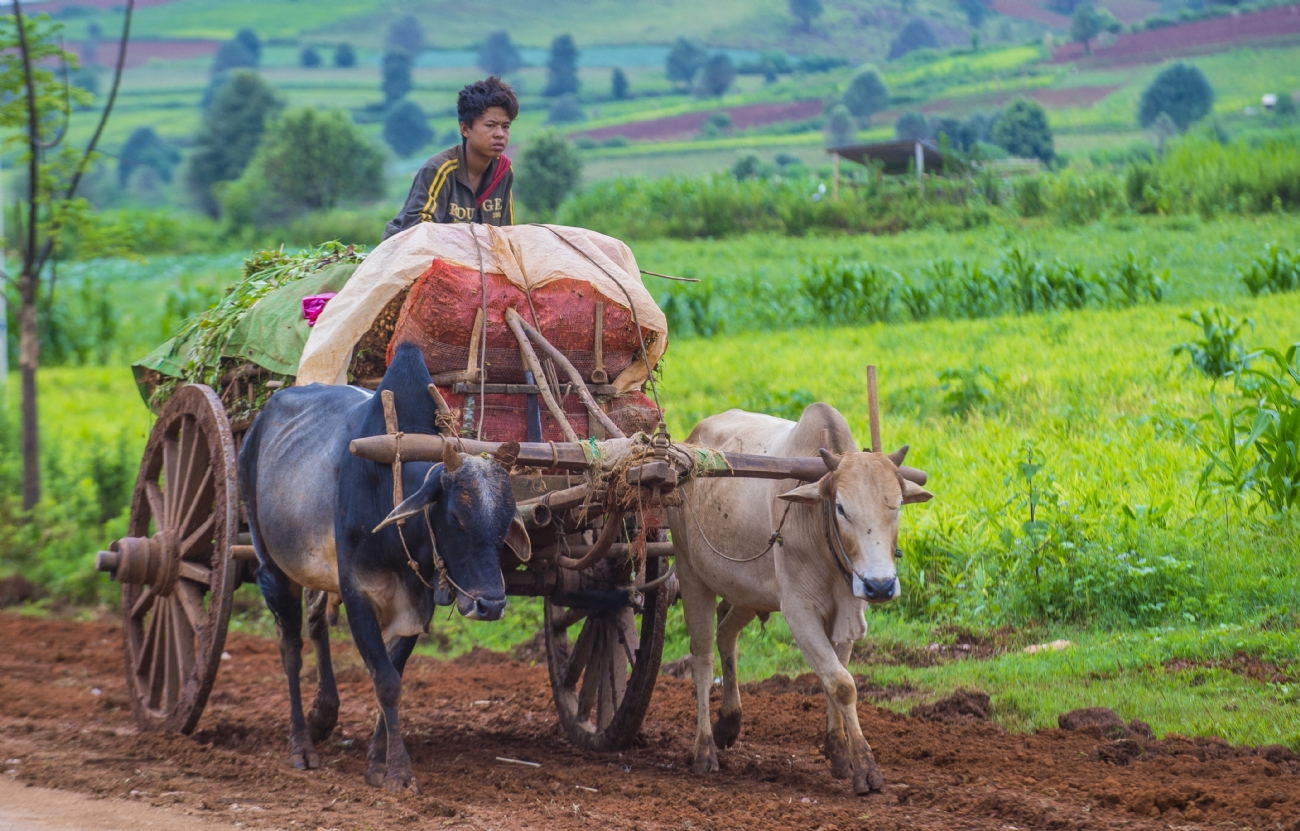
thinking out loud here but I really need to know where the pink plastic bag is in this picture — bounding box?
[302,293,337,327]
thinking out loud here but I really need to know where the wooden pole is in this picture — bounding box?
[866,364,881,453]
[831,151,840,202]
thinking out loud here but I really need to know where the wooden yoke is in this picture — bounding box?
[380,389,405,527]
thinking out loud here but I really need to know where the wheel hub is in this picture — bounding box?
[96,530,179,595]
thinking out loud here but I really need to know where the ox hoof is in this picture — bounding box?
[384,772,421,794]
[829,756,852,781]
[713,710,742,750]
[692,741,720,775]
[290,747,321,771]
[365,764,386,788]
[307,704,339,744]
[853,764,885,795]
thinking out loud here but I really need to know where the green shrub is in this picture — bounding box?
[1103,249,1166,307]
[1012,176,1046,217]
[1240,242,1300,296]
[1172,307,1254,379]
[800,258,898,324]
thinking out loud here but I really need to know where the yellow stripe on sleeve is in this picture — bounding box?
[420,159,458,222]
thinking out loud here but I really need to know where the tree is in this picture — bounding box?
[3,1,135,509]
[843,69,888,125]
[959,0,992,28]
[210,38,256,75]
[383,99,433,157]
[516,131,582,217]
[234,27,260,64]
[382,50,412,104]
[825,103,856,146]
[385,14,424,56]
[334,42,356,68]
[665,37,707,90]
[118,126,179,187]
[1069,3,1119,54]
[186,70,282,215]
[895,111,929,140]
[478,30,521,75]
[222,108,385,227]
[611,67,628,100]
[1138,62,1213,132]
[1276,92,1297,118]
[695,53,735,97]
[545,34,580,96]
[991,97,1054,161]
[546,94,585,124]
[300,45,321,68]
[790,0,824,29]
[888,19,940,60]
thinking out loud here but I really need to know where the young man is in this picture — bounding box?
[383,77,517,239]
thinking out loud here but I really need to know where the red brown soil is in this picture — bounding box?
[4,613,1300,830]
[1051,4,1300,66]
[569,100,824,143]
[1165,651,1299,684]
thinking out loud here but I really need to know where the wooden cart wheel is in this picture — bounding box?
[107,384,239,734]
[545,553,670,750]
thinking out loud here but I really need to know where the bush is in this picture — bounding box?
[1012,176,1046,217]
[992,97,1054,162]
[843,69,888,124]
[516,131,583,218]
[478,30,522,75]
[545,34,580,96]
[221,108,385,228]
[299,45,321,68]
[1173,307,1254,379]
[547,94,585,124]
[695,53,735,97]
[611,67,628,100]
[896,111,928,140]
[383,99,434,157]
[1240,243,1300,296]
[381,50,412,104]
[800,258,898,324]
[334,43,356,68]
[888,19,940,60]
[665,37,707,89]
[1139,63,1213,132]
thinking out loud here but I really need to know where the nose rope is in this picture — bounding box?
[822,500,863,590]
[389,467,487,606]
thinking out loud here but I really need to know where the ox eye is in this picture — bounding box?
[836,502,847,519]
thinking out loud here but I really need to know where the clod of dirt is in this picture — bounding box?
[1059,707,1129,739]
[909,689,990,725]
[452,646,513,667]
[660,655,692,679]
[0,574,39,607]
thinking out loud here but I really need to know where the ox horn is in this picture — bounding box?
[818,447,840,471]
[442,439,462,472]
[887,445,909,467]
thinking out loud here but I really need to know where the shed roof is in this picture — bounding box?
[827,139,948,174]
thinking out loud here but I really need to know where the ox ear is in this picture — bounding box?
[886,445,909,467]
[778,476,827,505]
[503,513,531,563]
[902,477,934,505]
[373,466,444,532]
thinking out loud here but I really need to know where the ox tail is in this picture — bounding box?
[237,410,268,569]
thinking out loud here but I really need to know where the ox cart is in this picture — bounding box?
[90,227,918,756]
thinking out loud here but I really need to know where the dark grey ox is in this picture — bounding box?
[239,343,529,792]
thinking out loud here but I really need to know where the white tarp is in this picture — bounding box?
[296,223,668,391]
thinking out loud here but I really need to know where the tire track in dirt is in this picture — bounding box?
[2,614,1298,830]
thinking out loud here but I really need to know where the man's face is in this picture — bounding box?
[461,106,512,159]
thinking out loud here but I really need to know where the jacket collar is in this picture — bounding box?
[453,141,498,196]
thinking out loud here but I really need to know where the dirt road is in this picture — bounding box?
[2,613,1298,830]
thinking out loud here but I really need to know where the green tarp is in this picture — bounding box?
[132,262,360,404]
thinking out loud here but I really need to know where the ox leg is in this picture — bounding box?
[783,608,883,795]
[257,563,320,770]
[304,589,340,744]
[823,640,854,780]
[342,579,421,793]
[713,604,756,750]
[676,554,720,774]
[361,637,416,790]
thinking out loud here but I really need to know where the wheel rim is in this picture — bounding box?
[119,384,238,734]
[545,555,669,750]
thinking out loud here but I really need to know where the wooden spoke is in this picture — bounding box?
[615,607,639,664]
[177,582,207,636]
[175,464,213,545]
[119,384,238,734]
[178,561,211,586]
[179,513,215,561]
[161,434,180,530]
[563,615,598,690]
[130,587,155,621]
[552,607,587,632]
[145,482,166,532]
[576,625,604,724]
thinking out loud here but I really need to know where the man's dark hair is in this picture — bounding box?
[458,76,519,126]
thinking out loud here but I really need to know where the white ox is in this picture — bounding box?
[666,403,932,794]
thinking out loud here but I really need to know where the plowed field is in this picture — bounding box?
[1051,4,1300,65]
[3,613,1299,830]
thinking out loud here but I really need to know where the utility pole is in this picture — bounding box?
[1,154,7,387]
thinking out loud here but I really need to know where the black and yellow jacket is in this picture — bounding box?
[383,143,514,240]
